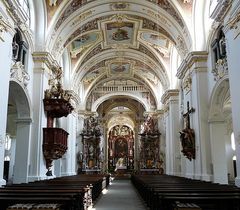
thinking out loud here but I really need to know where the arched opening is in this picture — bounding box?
[209,78,233,184]
[5,81,31,184]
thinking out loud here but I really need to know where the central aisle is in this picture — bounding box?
[93,179,148,210]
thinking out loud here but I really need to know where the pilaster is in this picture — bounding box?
[209,120,228,184]
[0,18,14,185]
[28,52,59,181]
[161,89,180,175]
[223,9,240,186]
[13,118,32,183]
[177,51,212,181]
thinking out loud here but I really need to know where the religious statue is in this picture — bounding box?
[83,116,101,136]
[179,102,195,161]
[141,115,155,134]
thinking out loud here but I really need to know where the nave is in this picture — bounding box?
[93,179,147,210]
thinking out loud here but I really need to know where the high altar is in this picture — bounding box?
[108,125,134,172]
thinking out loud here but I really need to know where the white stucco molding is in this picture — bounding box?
[0,12,15,41]
[224,1,240,37]
[161,89,179,105]
[176,51,208,79]
[32,51,60,73]
[15,117,32,124]
[210,0,232,22]
[3,0,34,50]
[91,92,150,112]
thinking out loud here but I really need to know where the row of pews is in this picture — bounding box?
[0,174,110,210]
[131,174,240,210]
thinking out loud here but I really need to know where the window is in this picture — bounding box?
[231,132,236,151]
[5,134,11,151]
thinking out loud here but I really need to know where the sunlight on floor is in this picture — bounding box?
[102,189,108,194]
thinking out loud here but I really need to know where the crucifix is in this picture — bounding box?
[183,101,195,129]
[180,101,195,160]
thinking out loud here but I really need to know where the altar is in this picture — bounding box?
[108,125,134,172]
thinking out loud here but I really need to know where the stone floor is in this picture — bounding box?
[93,179,148,210]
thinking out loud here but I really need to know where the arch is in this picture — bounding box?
[32,0,47,51]
[7,81,32,184]
[91,92,150,112]
[208,76,233,184]
[8,81,31,119]
[209,77,230,122]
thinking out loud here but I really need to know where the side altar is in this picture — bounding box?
[138,115,162,174]
[78,116,103,174]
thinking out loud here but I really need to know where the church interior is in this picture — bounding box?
[1,0,240,209]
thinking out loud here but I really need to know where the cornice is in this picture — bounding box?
[3,0,33,49]
[161,89,179,105]
[0,14,15,41]
[224,1,240,36]
[78,110,98,117]
[210,0,232,22]
[176,51,208,79]
[66,90,81,109]
[32,52,60,70]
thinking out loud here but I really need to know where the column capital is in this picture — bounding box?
[176,51,208,79]
[32,51,60,72]
[161,89,179,105]
[78,110,98,118]
[15,117,32,124]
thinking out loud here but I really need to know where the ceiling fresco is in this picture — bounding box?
[44,0,194,118]
[106,59,134,77]
[100,15,140,49]
[53,0,186,32]
[70,32,100,58]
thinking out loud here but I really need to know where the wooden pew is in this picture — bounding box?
[0,174,110,210]
[131,174,240,210]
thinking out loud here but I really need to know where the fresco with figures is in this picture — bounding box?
[141,32,169,49]
[106,22,134,45]
[110,62,130,74]
[71,33,99,57]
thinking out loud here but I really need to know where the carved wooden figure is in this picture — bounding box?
[179,101,195,161]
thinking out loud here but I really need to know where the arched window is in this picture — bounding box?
[231,132,236,151]
[5,134,11,151]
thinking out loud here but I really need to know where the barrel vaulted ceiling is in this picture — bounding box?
[44,0,194,114]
